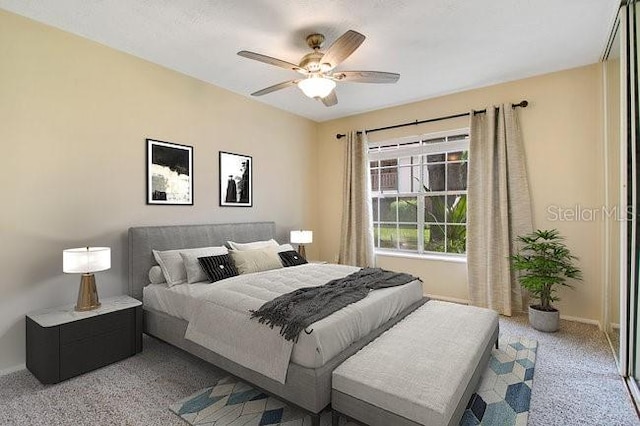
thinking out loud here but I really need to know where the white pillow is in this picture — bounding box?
[278,244,294,253]
[148,266,166,285]
[153,246,227,286]
[180,246,228,283]
[227,239,279,251]
[230,247,283,275]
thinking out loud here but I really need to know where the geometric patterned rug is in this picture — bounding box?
[461,336,538,425]
[169,376,312,426]
[170,335,537,426]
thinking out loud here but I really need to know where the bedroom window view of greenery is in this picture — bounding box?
[369,130,469,256]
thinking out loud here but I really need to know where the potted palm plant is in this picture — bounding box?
[510,229,582,332]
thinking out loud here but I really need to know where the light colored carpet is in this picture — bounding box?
[0,336,224,425]
[0,314,637,425]
[499,314,638,426]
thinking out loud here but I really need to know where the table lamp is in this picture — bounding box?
[63,247,111,311]
[290,230,313,259]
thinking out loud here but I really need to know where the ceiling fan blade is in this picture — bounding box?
[238,51,304,73]
[321,30,366,70]
[251,80,299,96]
[321,90,338,107]
[333,71,400,84]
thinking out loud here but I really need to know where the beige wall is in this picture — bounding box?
[317,64,605,323]
[0,10,318,371]
[0,8,610,372]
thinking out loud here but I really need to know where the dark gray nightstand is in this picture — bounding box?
[26,295,142,384]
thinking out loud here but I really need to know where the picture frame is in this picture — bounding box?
[219,151,252,207]
[146,139,193,205]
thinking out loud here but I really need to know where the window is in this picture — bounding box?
[369,129,469,256]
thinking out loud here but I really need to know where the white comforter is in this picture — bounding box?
[184,263,422,383]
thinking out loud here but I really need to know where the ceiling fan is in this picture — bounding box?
[237,30,400,107]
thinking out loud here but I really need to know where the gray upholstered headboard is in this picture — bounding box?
[128,222,276,300]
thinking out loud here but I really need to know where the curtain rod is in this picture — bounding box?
[335,100,529,139]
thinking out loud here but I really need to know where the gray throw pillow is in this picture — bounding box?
[153,246,228,286]
[148,266,166,284]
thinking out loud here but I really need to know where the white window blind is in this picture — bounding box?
[369,128,469,256]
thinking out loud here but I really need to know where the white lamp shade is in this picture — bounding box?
[297,77,336,98]
[290,230,313,245]
[63,247,111,273]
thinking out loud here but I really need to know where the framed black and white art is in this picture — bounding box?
[146,139,193,205]
[219,151,252,207]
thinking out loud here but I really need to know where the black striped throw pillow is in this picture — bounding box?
[278,250,308,267]
[198,254,239,282]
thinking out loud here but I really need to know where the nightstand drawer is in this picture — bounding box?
[60,309,131,344]
[26,297,142,384]
[60,327,133,380]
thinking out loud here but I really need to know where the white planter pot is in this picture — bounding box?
[528,306,559,332]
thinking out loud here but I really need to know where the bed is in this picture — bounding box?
[128,222,425,421]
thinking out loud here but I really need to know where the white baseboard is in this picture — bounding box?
[424,294,602,328]
[0,363,25,377]
[559,315,601,328]
[425,294,469,305]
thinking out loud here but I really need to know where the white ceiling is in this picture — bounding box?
[0,0,619,122]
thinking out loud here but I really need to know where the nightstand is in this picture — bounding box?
[26,295,142,384]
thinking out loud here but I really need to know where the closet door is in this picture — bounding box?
[617,0,640,402]
[604,10,623,364]
[630,0,640,391]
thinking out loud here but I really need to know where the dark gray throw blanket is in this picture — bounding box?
[250,267,420,342]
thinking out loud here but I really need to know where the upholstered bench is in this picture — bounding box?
[331,301,499,426]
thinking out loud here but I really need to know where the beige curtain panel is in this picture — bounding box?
[467,104,533,316]
[338,130,375,267]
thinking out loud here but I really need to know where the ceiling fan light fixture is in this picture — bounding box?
[239,30,397,107]
[297,76,336,98]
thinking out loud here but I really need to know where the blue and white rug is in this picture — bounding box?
[170,336,537,426]
[461,336,538,425]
